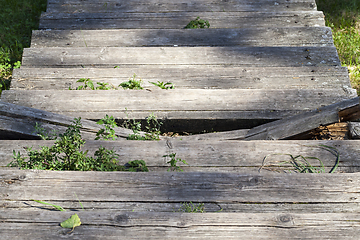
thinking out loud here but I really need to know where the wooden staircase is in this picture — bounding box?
[1,0,360,238]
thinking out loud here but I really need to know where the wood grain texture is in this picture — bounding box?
[1,89,355,120]
[30,27,334,48]
[0,102,138,139]
[1,170,360,202]
[46,0,318,13]
[11,66,351,90]
[1,211,360,239]
[245,97,360,140]
[38,11,325,30]
[21,46,341,67]
[1,140,360,172]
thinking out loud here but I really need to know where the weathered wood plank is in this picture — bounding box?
[46,0,318,13]
[1,211,360,239]
[1,170,360,202]
[30,27,334,48]
[11,66,351,90]
[1,140,359,171]
[0,102,138,139]
[349,122,360,139]
[245,97,360,140]
[3,200,360,213]
[38,11,325,29]
[21,46,341,67]
[1,89,355,120]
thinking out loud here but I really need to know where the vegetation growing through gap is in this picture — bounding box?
[8,117,149,171]
[184,17,210,29]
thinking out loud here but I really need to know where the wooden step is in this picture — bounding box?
[1,89,355,120]
[39,11,325,29]
[1,140,357,172]
[30,27,334,48]
[1,170,359,203]
[46,0,318,13]
[21,46,341,68]
[11,66,350,90]
[1,211,360,239]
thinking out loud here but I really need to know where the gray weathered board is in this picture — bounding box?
[20,46,341,67]
[11,66,351,90]
[1,140,358,172]
[39,11,325,30]
[1,211,360,239]
[46,0,318,13]
[30,27,334,48]
[245,97,360,140]
[0,102,138,140]
[1,89,355,120]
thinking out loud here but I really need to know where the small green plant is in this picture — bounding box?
[32,199,66,211]
[8,117,149,172]
[149,81,175,89]
[124,113,163,141]
[184,17,210,29]
[73,78,116,90]
[34,122,58,140]
[119,74,143,90]
[178,202,205,213]
[163,153,188,172]
[95,114,118,140]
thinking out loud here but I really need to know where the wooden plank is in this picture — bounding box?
[1,89,355,120]
[3,200,360,213]
[1,170,360,202]
[1,211,360,239]
[46,0,318,13]
[38,11,325,29]
[245,97,360,140]
[1,140,360,171]
[11,66,351,90]
[349,122,360,139]
[21,46,341,67]
[30,27,334,48]
[0,102,138,139]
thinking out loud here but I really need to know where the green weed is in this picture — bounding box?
[119,74,143,90]
[72,78,116,90]
[178,202,205,213]
[8,117,149,172]
[163,153,188,172]
[95,114,118,140]
[184,17,210,29]
[124,113,163,141]
[149,81,175,89]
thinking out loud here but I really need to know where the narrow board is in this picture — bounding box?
[11,66,351,90]
[21,46,341,67]
[1,89,355,120]
[1,170,360,202]
[46,0,318,13]
[30,27,334,48]
[1,140,358,172]
[1,211,360,239]
[39,11,325,29]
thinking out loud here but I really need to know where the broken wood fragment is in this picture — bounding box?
[0,102,139,140]
[245,97,360,140]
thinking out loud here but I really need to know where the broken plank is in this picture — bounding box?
[1,211,360,239]
[11,66,351,90]
[21,46,341,67]
[1,170,360,202]
[46,0,318,13]
[1,140,359,172]
[245,97,360,140]
[1,89,354,120]
[0,102,137,139]
[30,27,334,48]
[38,11,325,29]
